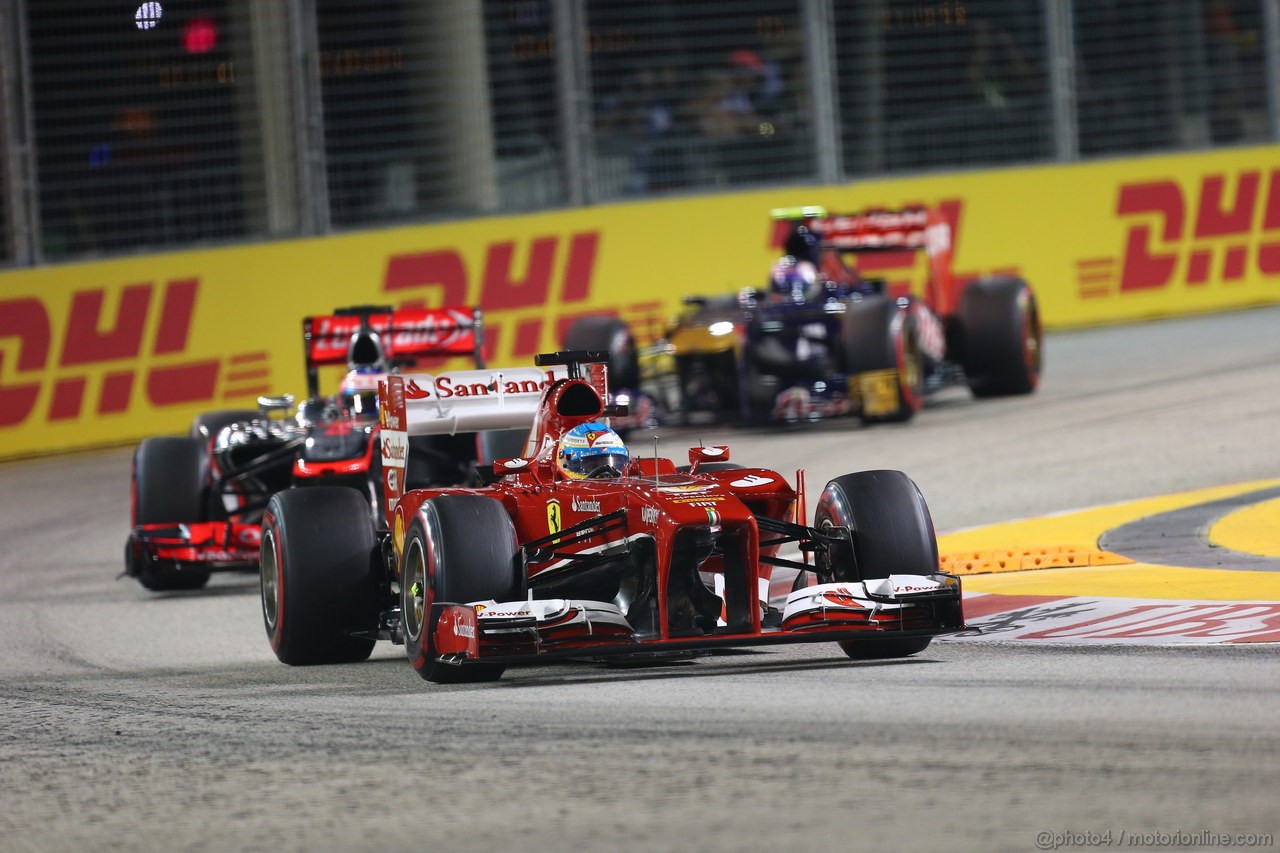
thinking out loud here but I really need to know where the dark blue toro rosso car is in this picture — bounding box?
[567,205,1042,426]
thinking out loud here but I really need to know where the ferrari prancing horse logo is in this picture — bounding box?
[547,500,562,536]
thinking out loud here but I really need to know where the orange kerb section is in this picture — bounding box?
[940,546,1135,576]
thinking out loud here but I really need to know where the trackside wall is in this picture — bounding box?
[1,146,1278,460]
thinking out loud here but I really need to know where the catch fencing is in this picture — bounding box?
[1,0,1276,267]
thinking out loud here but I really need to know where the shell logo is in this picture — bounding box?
[393,508,405,554]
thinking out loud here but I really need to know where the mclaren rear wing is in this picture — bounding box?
[771,205,958,316]
[303,305,484,397]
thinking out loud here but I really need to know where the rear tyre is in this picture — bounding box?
[131,437,211,591]
[402,495,524,683]
[841,296,923,424]
[814,470,939,659]
[564,315,640,391]
[476,428,531,465]
[260,487,378,665]
[959,276,1042,398]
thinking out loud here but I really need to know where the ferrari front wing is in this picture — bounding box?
[427,573,963,667]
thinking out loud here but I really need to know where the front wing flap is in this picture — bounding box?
[780,575,963,632]
[127,521,261,571]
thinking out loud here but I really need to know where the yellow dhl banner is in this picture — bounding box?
[2,145,1279,459]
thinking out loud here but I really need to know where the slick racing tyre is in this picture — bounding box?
[564,315,641,391]
[841,296,924,424]
[958,276,1042,398]
[401,495,524,684]
[130,437,211,591]
[476,428,531,466]
[815,470,939,659]
[260,487,378,665]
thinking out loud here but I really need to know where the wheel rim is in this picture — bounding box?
[815,488,856,581]
[403,537,427,642]
[1021,294,1042,376]
[260,529,280,632]
[901,334,923,404]
[892,311,923,412]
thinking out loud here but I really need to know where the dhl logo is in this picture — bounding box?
[1077,169,1280,297]
[0,279,271,428]
[381,230,664,354]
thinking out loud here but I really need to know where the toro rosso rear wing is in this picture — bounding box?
[303,305,484,397]
[772,205,958,317]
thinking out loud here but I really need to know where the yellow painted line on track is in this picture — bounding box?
[960,564,1280,601]
[1208,496,1280,558]
[938,479,1280,556]
[937,480,1280,602]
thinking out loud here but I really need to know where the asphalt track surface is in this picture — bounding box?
[3,306,1280,853]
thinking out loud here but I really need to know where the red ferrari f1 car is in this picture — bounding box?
[124,304,497,592]
[259,350,964,682]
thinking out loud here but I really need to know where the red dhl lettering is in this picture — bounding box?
[383,232,609,360]
[384,232,599,308]
[0,279,265,429]
[1078,168,1280,297]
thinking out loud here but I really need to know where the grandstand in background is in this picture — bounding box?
[1,0,1276,267]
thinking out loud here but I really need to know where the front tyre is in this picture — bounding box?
[402,495,525,684]
[814,470,939,659]
[260,487,378,665]
[131,437,211,591]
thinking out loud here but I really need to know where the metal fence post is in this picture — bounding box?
[1265,0,1280,140]
[0,0,37,265]
[803,0,843,184]
[291,0,330,235]
[1045,0,1079,162]
[553,0,595,206]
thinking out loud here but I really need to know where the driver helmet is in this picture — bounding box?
[557,421,630,479]
[339,366,383,416]
[769,255,820,304]
[784,224,821,267]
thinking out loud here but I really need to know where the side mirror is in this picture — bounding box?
[493,457,533,475]
[687,445,730,472]
[257,394,295,414]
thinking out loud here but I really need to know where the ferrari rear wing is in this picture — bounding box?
[377,366,564,525]
[303,305,484,396]
[771,205,958,316]
[380,367,560,438]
